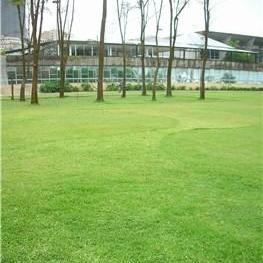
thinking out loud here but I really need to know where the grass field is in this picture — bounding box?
[2,91,262,262]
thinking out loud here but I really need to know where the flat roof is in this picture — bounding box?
[6,33,256,54]
[71,33,254,53]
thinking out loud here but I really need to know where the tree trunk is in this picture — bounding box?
[31,67,39,104]
[200,0,209,100]
[167,0,173,97]
[30,0,45,105]
[59,47,65,98]
[20,60,26,101]
[122,44,126,98]
[56,0,75,99]
[11,80,14,100]
[59,64,65,98]
[152,0,163,101]
[166,0,189,98]
[200,55,206,100]
[141,40,146,96]
[153,46,160,101]
[200,32,208,100]
[17,5,26,101]
[166,47,174,97]
[97,0,107,102]
[152,67,157,101]
[31,46,39,104]
[122,59,126,98]
[20,40,26,101]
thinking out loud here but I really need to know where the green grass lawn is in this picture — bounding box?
[2,91,263,262]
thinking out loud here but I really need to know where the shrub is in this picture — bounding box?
[126,83,141,91]
[40,81,58,93]
[40,81,74,93]
[146,83,166,91]
[154,83,165,91]
[146,83,152,90]
[81,82,93,91]
[171,85,186,90]
[106,83,118,91]
[209,86,217,90]
[64,82,74,92]
[177,85,186,90]
[71,86,80,92]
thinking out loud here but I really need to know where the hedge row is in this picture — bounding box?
[40,81,78,93]
[40,81,263,93]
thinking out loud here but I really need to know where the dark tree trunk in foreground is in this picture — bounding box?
[59,61,66,98]
[30,0,45,104]
[139,0,149,96]
[167,0,189,97]
[141,40,146,95]
[97,0,107,102]
[122,44,127,97]
[11,79,14,100]
[17,3,26,101]
[166,45,174,97]
[116,0,131,98]
[152,0,163,101]
[31,50,39,104]
[167,0,174,97]
[200,0,210,100]
[56,0,75,98]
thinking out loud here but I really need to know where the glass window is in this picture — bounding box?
[209,50,219,60]
[185,50,196,59]
[104,46,109,57]
[127,46,137,57]
[71,45,76,56]
[76,45,84,56]
[147,48,153,57]
[84,45,92,56]
[88,68,96,79]
[40,70,49,80]
[7,70,16,82]
[111,46,122,57]
[81,67,89,79]
[104,68,111,79]
[50,67,59,80]
[73,67,79,79]
[93,46,98,56]
[111,67,118,78]
[66,67,74,79]
[118,69,123,78]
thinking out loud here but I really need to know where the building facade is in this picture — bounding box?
[5,33,263,85]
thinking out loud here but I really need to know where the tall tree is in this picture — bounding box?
[11,0,26,101]
[30,0,46,104]
[56,0,75,98]
[200,0,210,100]
[166,0,189,97]
[138,0,149,96]
[25,0,33,83]
[116,0,131,98]
[97,0,107,102]
[152,0,163,101]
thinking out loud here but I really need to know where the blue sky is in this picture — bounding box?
[43,0,263,41]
